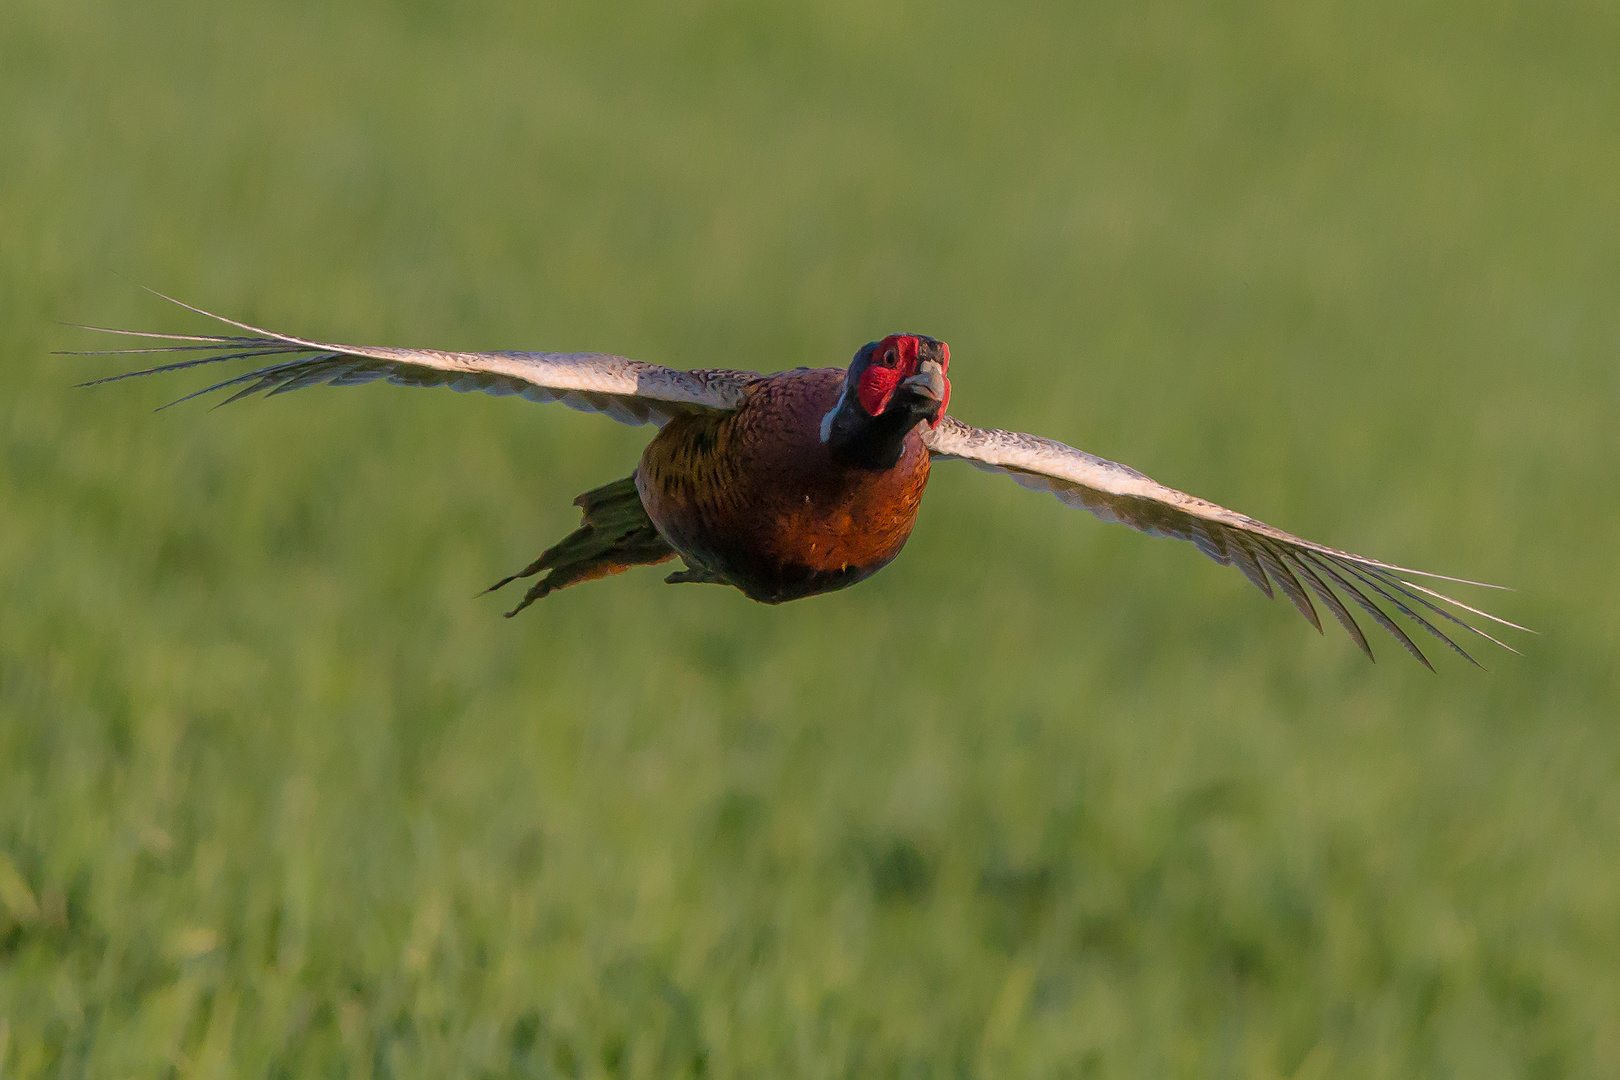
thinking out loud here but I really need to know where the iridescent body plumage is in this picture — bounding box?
[638,368,930,602]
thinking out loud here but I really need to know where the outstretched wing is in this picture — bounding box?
[70,297,756,427]
[923,415,1526,668]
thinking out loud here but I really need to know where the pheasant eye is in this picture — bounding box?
[881,348,897,367]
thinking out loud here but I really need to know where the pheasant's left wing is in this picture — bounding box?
[71,298,755,426]
[923,415,1526,668]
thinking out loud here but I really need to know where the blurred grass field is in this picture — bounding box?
[3,0,1618,1075]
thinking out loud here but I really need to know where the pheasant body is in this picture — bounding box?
[638,367,931,603]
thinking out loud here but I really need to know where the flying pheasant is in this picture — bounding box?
[76,300,1525,668]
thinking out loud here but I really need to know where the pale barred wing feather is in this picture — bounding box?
[73,301,754,427]
[924,416,1526,668]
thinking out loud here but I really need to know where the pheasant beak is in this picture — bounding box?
[902,358,948,426]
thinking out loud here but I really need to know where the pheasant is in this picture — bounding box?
[76,298,1525,668]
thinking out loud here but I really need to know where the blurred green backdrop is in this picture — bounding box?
[2,0,1617,1076]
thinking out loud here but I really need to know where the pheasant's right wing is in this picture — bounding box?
[924,415,1527,669]
[71,297,756,427]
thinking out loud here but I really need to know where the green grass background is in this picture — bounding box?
[2,0,1617,1076]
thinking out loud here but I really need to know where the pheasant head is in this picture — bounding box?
[822,334,951,470]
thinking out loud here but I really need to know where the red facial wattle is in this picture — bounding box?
[856,365,902,416]
[856,334,918,417]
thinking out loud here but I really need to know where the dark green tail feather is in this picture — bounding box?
[487,474,677,616]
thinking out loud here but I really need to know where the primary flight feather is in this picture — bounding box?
[74,298,1526,668]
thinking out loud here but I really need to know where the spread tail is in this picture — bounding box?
[486,474,676,616]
